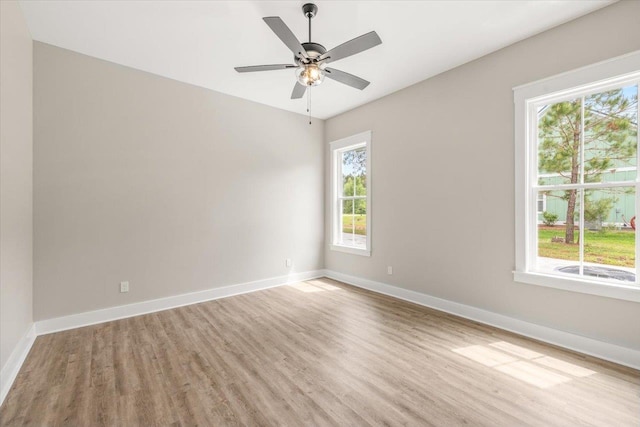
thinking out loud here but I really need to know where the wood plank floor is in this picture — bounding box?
[1,278,638,426]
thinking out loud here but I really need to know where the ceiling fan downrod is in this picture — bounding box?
[302,3,318,125]
[303,3,317,44]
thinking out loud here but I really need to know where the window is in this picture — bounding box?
[514,52,640,302]
[537,193,546,214]
[330,131,371,256]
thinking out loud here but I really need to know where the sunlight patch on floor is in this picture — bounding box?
[288,281,342,293]
[306,280,342,291]
[489,341,543,359]
[534,356,596,377]
[288,282,325,293]
[452,345,518,367]
[495,361,571,388]
[452,341,597,389]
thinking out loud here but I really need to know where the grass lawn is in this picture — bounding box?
[539,227,635,267]
[342,215,367,235]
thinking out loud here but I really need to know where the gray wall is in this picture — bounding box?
[325,0,640,350]
[1,1,33,370]
[34,43,324,321]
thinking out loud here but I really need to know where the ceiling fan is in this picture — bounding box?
[234,3,382,100]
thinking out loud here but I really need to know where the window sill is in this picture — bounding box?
[513,271,640,303]
[330,244,371,257]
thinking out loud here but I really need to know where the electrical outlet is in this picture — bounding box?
[120,281,129,293]
[286,258,292,268]
[387,266,393,275]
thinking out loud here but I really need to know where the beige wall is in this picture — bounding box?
[325,1,640,350]
[26,1,640,351]
[33,43,324,320]
[1,1,34,370]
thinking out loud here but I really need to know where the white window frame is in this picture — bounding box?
[514,50,640,303]
[330,131,372,256]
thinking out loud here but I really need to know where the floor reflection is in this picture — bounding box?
[452,341,596,389]
[287,280,342,293]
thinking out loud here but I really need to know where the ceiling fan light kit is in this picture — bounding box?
[296,63,324,86]
[234,2,382,121]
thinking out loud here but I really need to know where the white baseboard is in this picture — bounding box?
[5,268,636,409]
[2,270,323,407]
[0,324,36,406]
[36,270,324,335]
[324,270,640,370]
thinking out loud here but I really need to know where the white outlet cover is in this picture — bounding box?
[387,266,393,275]
[120,281,129,293]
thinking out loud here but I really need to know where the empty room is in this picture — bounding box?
[1,0,639,425]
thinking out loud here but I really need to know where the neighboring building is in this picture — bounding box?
[537,167,636,227]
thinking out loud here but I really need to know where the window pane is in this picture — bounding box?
[537,98,582,186]
[584,85,638,184]
[340,198,366,249]
[342,173,355,197]
[354,198,366,216]
[342,199,354,216]
[341,215,355,247]
[352,201,366,249]
[581,187,635,283]
[341,199,353,240]
[341,199,354,246]
[342,148,366,197]
[537,190,580,274]
[355,174,367,196]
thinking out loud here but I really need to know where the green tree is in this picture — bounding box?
[342,175,367,214]
[584,196,615,225]
[343,149,366,175]
[538,88,637,243]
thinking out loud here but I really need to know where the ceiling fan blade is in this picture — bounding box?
[263,17,309,61]
[324,67,370,90]
[234,64,297,73]
[291,82,307,99]
[318,31,382,64]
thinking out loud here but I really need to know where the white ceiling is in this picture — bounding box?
[19,0,612,119]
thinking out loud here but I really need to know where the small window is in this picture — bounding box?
[514,51,640,302]
[537,193,546,214]
[330,131,371,256]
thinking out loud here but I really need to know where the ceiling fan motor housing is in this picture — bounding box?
[296,42,326,65]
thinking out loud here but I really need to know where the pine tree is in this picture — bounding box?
[538,88,637,243]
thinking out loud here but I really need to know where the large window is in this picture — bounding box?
[330,131,371,256]
[514,52,640,302]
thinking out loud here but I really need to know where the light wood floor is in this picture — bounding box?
[1,278,638,426]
